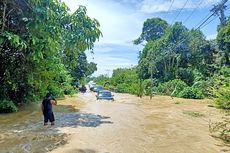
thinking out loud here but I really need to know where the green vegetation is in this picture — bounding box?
[94,68,141,95]
[0,0,101,112]
[209,115,230,142]
[156,79,188,96]
[94,75,110,88]
[178,87,204,99]
[111,68,140,95]
[183,111,205,118]
[1,1,229,112]
[94,17,230,109]
[0,100,18,113]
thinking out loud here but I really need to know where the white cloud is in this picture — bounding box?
[62,0,143,76]
[207,33,217,40]
[62,0,220,76]
[139,0,220,13]
[92,45,114,53]
[62,0,144,46]
[87,53,137,76]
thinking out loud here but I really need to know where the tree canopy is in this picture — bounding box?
[94,16,230,108]
[217,16,230,65]
[134,18,168,44]
[0,0,101,112]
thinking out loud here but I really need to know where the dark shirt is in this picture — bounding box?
[42,98,52,113]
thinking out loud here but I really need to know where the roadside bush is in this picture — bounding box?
[143,79,158,95]
[115,83,139,95]
[178,87,204,99]
[220,66,230,77]
[215,81,230,109]
[48,85,65,98]
[157,79,188,96]
[0,100,18,113]
[192,69,205,82]
[206,73,229,98]
[209,116,230,142]
[94,75,110,86]
[64,85,76,96]
[177,68,194,86]
[115,84,128,93]
[192,80,208,96]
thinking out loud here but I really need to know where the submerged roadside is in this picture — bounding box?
[0,92,229,153]
[52,92,230,153]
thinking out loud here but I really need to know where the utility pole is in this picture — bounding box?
[210,0,228,26]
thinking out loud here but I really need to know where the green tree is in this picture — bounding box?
[134,18,168,44]
[86,62,97,76]
[217,17,230,65]
[0,0,101,112]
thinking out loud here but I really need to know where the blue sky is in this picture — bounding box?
[62,0,230,76]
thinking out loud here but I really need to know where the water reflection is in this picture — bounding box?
[55,113,113,127]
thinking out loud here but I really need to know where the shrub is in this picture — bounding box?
[209,115,230,142]
[115,83,139,95]
[64,86,76,95]
[157,79,188,96]
[0,100,18,113]
[215,81,230,109]
[192,80,208,96]
[48,86,64,98]
[206,73,230,98]
[220,66,230,77]
[183,111,205,117]
[143,79,158,95]
[177,68,194,86]
[192,69,205,82]
[115,84,126,93]
[178,87,204,99]
[94,75,110,86]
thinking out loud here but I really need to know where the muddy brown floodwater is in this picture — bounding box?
[1,92,230,153]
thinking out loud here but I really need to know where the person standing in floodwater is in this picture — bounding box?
[41,93,57,126]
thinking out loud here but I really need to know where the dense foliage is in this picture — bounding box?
[111,68,140,95]
[94,68,142,96]
[94,17,230,109]
[0,0,101,112]
[135,17,230,103]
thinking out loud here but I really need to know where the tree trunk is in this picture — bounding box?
[2,1,7,32]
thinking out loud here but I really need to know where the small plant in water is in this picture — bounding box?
[209,115,230,142]
[174,101,180,104]
[183,111,205,117]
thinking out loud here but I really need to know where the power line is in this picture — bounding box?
[171,0,190,23]
[200,4,230,29]
[167,0,229,53]
[196,11,217,29]
[197,1,229,29]
[183,0,204,24]
[174,3,229,49]
[194,12,212,28]
[193,0,222,28]
[174,12,214,47]
[210,0,229,26]
[164,0,175,19]
[199,16,218,29]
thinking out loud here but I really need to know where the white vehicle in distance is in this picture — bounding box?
[88,81,96,91]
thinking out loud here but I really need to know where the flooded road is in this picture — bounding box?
[1,92,229,153]
[0,97,83,153]
[52,92,229,153]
